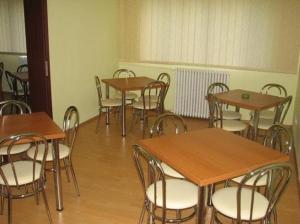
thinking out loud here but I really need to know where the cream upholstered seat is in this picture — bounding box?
[112,69,138,101]
[0,133,51,224]
[207,83,241,127]
[211,163,291,224]
[27,106,80,196]
[150,113,187,179]
[146,179,198,210]
[0,143,31,156]
[95,75,122,131]
[133,145,198,224]
[213,120,247,132]
[249,83,287,120]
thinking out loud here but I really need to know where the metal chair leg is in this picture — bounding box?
[138,202,146,224]
[8,196,12,224]
[41,187,52,224]
[69,160,80,196]
[96,108,102,133]
[63,158,71,182]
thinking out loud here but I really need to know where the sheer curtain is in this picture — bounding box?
[0,0,26,53]
[120,0,300,73]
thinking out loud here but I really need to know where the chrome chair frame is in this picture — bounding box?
[16,64,28,72]
[261,83,287,97]
[4,71,28,102]
[0,100,31,115]
[0,62,4,100]
[212,163,292,224]
[0,133,51,224]
[112,68,136,78]
[133,145,196,224]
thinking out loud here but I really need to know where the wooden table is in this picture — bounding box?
[102,76,156,136]
[0,112,66,211]
[139,128,289,224]
[214,89,284,139]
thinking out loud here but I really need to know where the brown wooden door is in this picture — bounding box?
[23,0,52,117]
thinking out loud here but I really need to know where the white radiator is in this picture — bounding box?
[174,68,229,118]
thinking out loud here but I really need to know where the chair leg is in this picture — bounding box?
[69,159,80,196]
[96,108,102,133]
[41,187,52,224]
[138,202,146,224]
[7,196,12,224]
[63,158,71,182]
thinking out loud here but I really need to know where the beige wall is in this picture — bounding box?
[47,0,119,124]
[119,62,298,124]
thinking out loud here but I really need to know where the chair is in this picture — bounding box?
[16,64,28,72]
[248,95,292,139]
[149,113,187,178]
[211,163,292,224]
[27,106,80,196]
[230,124,293,186]
[209,95,247,133]
[0,62,4,100]
[95,76,122,131]
[112,69,138,101]
[133,145,198,224]
[250,83,287,120]
[132,81,166,135]
[207,83,241,127]
[0,100,31,115]
[4,71,28,102]
[0,133,52,224]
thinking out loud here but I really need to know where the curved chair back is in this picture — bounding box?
[0,100,31,115]
[237,163,291,222]
[17,64,28,72]
[95,76,103,108]
[132,144,167,221]
[141,81,166,114]
[207,95,225,127]
[150,113,187,137]
[4,70,15,94]
[207,82,229,97]
[274,95,292,124]
[0,62,4,100]
[62,106,79,157]
[0,133,48,192]
[264,124,293,155]
[261,83,287,97]
[113,69,136,78]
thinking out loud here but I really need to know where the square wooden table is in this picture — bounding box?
[214,89,284,139]
[0,112,66,211]
[139,128,289,224]
[102,76,156,136]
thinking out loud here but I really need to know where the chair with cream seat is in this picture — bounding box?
[248,95,292,139]
[132,81,166,136]
[209,96,247,134]
[249,83,287,120]
[112,69,138,102]
[27,106,80,196]
[211,163,292,224]
[95,76,122,132]
[229,124,293,187]
[149,113,187,179]
[0,62,4,100]
[207,83,241,127]
[0,100,31,116]
[133,145,198,224]
[0,133,51,224]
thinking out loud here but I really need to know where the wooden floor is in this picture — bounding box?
[0,114,299,224]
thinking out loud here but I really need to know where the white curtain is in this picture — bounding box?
[120,0,300,74]
[0,0,26,53]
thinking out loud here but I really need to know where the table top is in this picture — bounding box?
[214,89,284,111]
[12,71,29,82]
[0,112,65,143]
[139,128,289,186]
[102,76,156,91]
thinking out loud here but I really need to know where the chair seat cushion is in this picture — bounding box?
[0,143,31,155]
[222,111,241,120]
[214,120,247,132]
[231,174,268,186]
[0,161,42,186]
[212,187,269,220]
[27,143,70,161]
[249,118,273,130]
[249,110,275,120]
[146,179,197,209]
[114,91,138,100]
[161,163,184,179]
[132,100,158,110]
[102,98,122,107]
